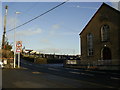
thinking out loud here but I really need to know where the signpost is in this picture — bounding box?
[16,41,22,68]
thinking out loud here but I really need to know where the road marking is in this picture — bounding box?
[97,71,106,74]
[80,72,94,76]
[22,67,28,69]
[32,72,41,74]
[69,71,94,76]
[69,71,80,74]
[48,68,60,71]
[80,72,85,75]
[65,68,70,69]
[89,71,106,74]
[110,77,120,80]
[84,73,94,76]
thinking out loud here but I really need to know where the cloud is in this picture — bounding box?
[69,5,98,9]
[76,5,98,9]
[118,1,120,11]
[58,32,78,36]
[16,28,42,36]
[108,0,119,1]
[49,24,61,35]
[7,28,42,40]
[52,24,60,30]
[40,38,50,44]
[6,17,20,30]
[110,0,120,10]
[39,48,77,55]
[43,48,60,53]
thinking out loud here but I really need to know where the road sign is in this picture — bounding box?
[16,41,22,47]
[16,41,22,52]
[16,47,22,52]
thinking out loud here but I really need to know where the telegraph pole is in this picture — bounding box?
[2,5,8,49]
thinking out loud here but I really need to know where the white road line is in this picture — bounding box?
[80,72,94,76]
[69,72,94,76]
[48,68,60,71]
[22,67,28,69]
[65,68,70,69]
[69,71,80,74]
[84,73,94,76]
[80,72,85,75]
[89,71,106,74]
[110,77,120,80]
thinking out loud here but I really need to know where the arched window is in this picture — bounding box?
[101,24,110,42]
[87,33,93,56]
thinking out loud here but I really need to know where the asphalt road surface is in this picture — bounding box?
[2,59,120,88]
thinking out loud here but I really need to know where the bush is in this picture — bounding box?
[22,55,34,62]
[47,58,64,64]
[0,49,13,58]
[34,57,47,64]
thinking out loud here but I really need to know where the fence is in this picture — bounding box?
[80,59,120,70]
[64,59,120,70]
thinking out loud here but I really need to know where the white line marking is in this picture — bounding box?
[89,71,106,74]
[22,67,28,69]
[69,71,80,74]
[80,72,94,76]
[65,68,70,69]
[110,77,120,80]
[85,73,94,76]
[48,68,60,71]
[80,72,85,75]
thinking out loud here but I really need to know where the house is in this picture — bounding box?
[79,3,120,70]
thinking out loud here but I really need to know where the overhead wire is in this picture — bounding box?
[7,0,69,32]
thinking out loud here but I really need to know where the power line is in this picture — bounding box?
[7,0,69,32]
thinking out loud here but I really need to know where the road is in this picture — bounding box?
[2,59,120,88]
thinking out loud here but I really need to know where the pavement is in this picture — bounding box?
[2,68,111,88]
[2,59,120,89]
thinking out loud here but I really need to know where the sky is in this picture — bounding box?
[0,0,119,55]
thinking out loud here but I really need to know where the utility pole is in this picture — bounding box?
[2,5,8,49]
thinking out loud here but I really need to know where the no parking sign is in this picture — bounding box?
[16,41,22,52]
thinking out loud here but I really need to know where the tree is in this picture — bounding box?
[4,41,12,51]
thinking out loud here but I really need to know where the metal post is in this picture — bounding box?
[18,52,20,68]
[13,14,16,68]
[14,12,21,68]
[13,44,16,68]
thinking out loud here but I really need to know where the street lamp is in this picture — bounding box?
[13,11,21,68]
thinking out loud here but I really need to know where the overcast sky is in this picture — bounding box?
[1,0,119,55]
